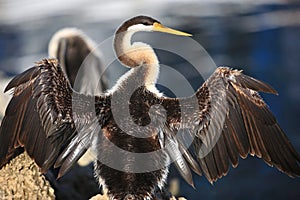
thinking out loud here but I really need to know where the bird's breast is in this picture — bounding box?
[94,124,169,200]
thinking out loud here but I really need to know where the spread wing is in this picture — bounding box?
[157,67,300,185]
[0,59,104,177]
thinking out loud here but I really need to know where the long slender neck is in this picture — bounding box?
[113,29,160,89]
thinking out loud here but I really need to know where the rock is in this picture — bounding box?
[0,152,55,200]
[89,189,186,200]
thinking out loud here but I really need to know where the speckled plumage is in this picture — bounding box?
[1,16,300,200]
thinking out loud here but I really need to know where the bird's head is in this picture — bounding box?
[116,15,192,36]
[114,16,192,68]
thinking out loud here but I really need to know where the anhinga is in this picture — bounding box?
[47,27,108,198]
[48,27,108,95]
[0,16,299,200]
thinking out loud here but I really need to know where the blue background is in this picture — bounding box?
[0,1,299,199]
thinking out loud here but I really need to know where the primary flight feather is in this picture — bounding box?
[0,16,299,200]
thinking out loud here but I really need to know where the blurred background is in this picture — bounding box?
[0,0,299,199]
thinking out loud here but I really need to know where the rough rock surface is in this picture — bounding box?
[0,152,55,200]
[90,193,186,200]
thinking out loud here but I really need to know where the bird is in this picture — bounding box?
[47,27,109,199]
[48,27,108,95]
[48,27,109,167]
[0,15,299,200]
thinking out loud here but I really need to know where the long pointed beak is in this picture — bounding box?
[153,22,192,37]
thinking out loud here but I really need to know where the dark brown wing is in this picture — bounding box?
[158,67,300,184]
[0,59,103,177]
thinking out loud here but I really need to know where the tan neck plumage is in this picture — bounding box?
[113,30,160,90]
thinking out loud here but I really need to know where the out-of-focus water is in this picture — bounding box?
[0,1,299,200]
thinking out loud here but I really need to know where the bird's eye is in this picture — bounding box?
[141,21,153,26]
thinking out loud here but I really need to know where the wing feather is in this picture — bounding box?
[0,59,104,177]
[158,66,300,184]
